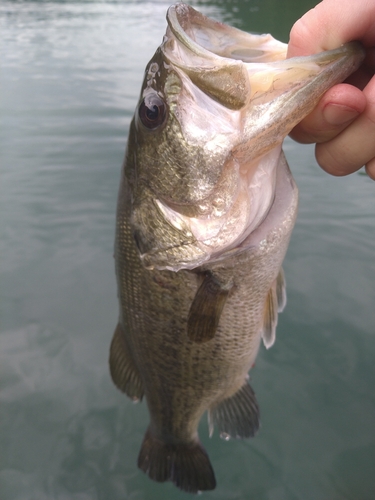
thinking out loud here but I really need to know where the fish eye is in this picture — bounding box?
[138,94,166,130]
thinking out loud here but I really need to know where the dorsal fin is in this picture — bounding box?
[187,272,232,343]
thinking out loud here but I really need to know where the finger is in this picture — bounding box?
[288,0,375,57]
[289,84,365,144]
[314,76,375,176]
[365,157,375,180]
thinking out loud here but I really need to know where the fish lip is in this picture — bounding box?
[166,3,212,60]
[166,3,287,63]
[167,3,364,67]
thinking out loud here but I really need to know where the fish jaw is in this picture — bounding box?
[128,4,365,272]
[238,41,365,161]
[164,3,288,111]
[165,3,365,157]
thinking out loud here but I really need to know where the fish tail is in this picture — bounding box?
[137,427,216,493]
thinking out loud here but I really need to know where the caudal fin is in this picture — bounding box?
[137,428,216,493]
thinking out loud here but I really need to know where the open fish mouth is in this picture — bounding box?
[131,4,365,272]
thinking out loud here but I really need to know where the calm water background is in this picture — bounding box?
[1,1,374,499]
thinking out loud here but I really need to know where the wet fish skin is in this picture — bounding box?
[112,156,296,492]
[110,3,365,494]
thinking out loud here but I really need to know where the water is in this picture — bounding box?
[1,1,374,499]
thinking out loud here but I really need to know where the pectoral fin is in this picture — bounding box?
[109,323,144,401]
[262,286,278,349]
[187,273,232,343]
[262,268,286,349]
[276,267,287,312]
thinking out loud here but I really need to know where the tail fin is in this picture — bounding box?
[137,428,216,493]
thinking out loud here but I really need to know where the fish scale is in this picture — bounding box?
[112,154,297,491]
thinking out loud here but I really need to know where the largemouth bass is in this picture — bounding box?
[110,3,364,493]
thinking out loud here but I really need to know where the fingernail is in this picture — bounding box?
[323,103,360,126]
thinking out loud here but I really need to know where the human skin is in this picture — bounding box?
[287,0,375,180]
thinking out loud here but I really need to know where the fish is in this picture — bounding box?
[109,3,364,494]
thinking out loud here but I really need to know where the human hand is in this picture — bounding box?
[287,0,375,180]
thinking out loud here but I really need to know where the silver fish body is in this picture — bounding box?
[110,4,364,493]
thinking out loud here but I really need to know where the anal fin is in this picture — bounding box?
[109,323,144,401]
[138,427,216,493]
[187,272,232,343]
[208,382,260,439]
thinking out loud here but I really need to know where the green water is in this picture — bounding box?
[1,1,374,499]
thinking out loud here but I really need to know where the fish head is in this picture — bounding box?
[125,3,364,271]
